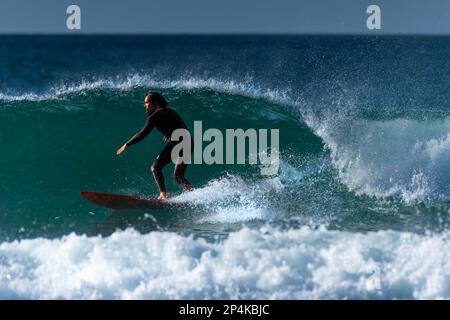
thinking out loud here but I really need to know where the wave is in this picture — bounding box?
[2,74,450,205]
[1,227,449,299]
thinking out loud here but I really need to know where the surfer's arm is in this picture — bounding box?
[125,117,155,147]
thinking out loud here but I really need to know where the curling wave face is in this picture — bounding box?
[1,76,450,236]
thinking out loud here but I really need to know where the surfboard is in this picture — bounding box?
[80,191,186,210]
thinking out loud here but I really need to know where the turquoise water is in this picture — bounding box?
[1,36,450,299]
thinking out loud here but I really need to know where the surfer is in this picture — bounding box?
[116,92,193,201]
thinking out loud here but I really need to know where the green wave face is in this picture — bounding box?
[2,86,450,241]
[0,87,324,240]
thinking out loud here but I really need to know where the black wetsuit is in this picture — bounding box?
[125,107,193,193]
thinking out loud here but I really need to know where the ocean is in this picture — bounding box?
[0,35,450,299]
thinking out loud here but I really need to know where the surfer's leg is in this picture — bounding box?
[150,143,173,194]
[151,157,169,194]
[173,140,193,191]
[174,162,193,191]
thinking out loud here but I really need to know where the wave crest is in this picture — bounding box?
[0,74,293,105]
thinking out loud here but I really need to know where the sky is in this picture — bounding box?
[0,0,448,34]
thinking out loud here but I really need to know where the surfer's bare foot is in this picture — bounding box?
[157,192,168,201]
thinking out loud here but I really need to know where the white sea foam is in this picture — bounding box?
[305,114,450,203]
[0,74,293,106]
[171,174,284,223]
[1,227,449,299]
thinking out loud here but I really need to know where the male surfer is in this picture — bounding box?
[116,92,193,201]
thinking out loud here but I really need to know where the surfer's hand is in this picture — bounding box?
[116,144,127,155]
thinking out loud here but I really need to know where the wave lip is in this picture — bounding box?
[0,74,294,106]
[1,227,450,299]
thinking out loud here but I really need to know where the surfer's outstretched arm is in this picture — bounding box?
[125,117,155,147]
[117,117,155,154]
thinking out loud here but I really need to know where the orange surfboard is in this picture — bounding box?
[80,191,186,210]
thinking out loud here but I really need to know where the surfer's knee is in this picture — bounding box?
[151,163,161,175]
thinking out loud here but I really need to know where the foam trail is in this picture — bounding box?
[1,227,450,299]
[171,174,284,223]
